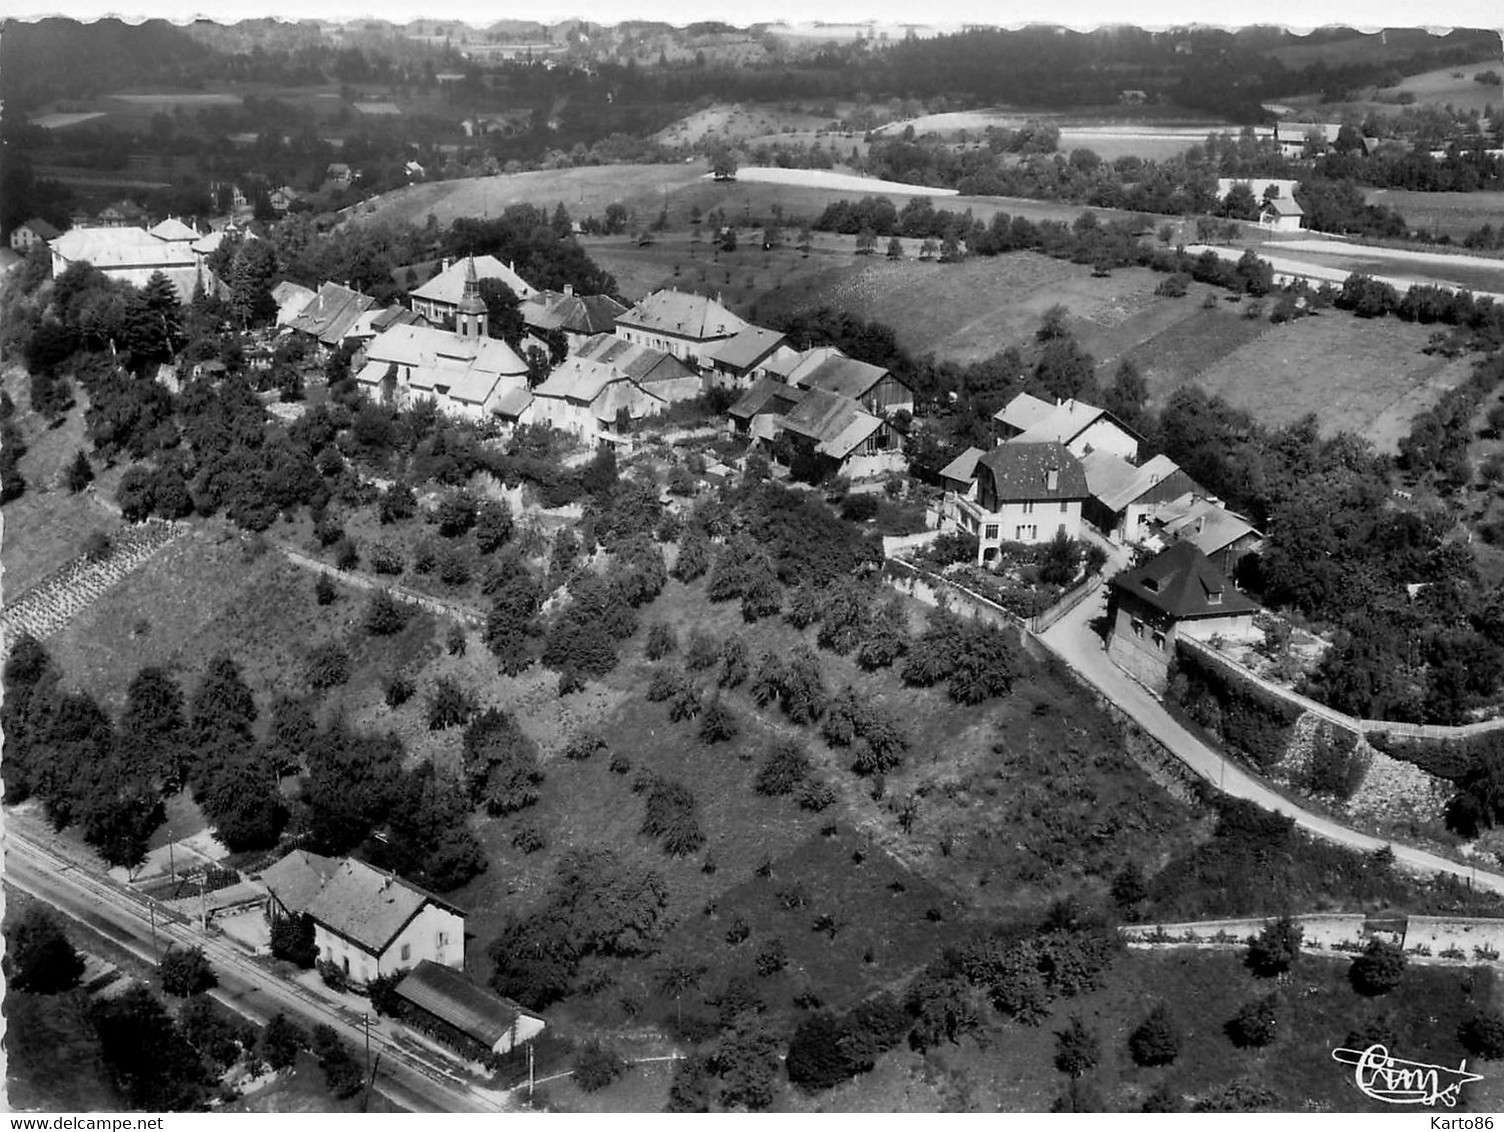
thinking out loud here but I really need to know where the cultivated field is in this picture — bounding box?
[652,102,843,147]
[727,167,957,196]
[1380,62,1504,115]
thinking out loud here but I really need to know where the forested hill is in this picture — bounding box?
[0,19,212,109]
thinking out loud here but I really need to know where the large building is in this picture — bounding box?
[949,442,1090,561]
[785,348,914,417]
[518,285,627,351]
[993,393,1140,462]
[614,288,747,370]
[409,255,535,327]
[9,217,61,252]
[49,224,202,301]
[260,851,466,986]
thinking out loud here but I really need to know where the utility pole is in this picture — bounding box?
[528,1040,535,1100]
[148,900,159,960]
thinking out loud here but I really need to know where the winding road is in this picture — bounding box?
[1037,579,1504,896]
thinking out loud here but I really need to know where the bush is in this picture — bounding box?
[1459,1009,1504,1059]
[262,1014,308,1071]
[718,635,750,688]
[573,1040,626,1093]
[840,494,880,522]
[645,622,678,660]
[1226,995,1279,1048]
[1246,915,1302,977]
[364,589,409,636]
[427,676,478,730]
[798,779,836,811]
[334,535,359,572]
[755,739,810,796]
[1053,1016,1100,1077]
[83,530,113,562]
[367,540,404,575]
[685,628,719,671]
[315,573,337,605]
[1128,1003,1180,1067]
[385,675,415,708]
[564,729,607,761]
[368,973,404,1018]
[754,936,787,976]
[1350,940,1407,996]
[698,695,738,743]
[512,825,547,854]
[270,914,318,968]
[305,643,351,690]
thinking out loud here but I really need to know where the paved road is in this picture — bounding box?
[1037,581,1504,897]
[4,823,510,1113]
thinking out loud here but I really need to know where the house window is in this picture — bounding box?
[436,931,449,950]
[984,524,999,540]
[1022,500,1035,514]
[400,943,411,961]
[1207,590,1222,605]
[1015,524,1037,541]
[1060,500,1069,512]
[1057,523,1066,536]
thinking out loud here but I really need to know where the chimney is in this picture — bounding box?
[563,283,574,297]
[442,257,451,273]
[1046,466,1059,492]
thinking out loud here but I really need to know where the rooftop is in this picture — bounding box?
[20,217,62,240]
[727,375,804,421]
[50,226,197,270]
[411,255,535,304]
[519,289,626,336]
[790,353,891,401]
[260,850,341,917]
[616,288,746,340]
[1110,540,1258,620]
[1156,496,1261,555]
[938,445,986,485]
[708,325,788,372]
[976,442,1090,503]
[573,333,697,386]
[395,961,539,1049]
[778,387,883,458]
[295,856,463,956]
[1081,451,1186,512]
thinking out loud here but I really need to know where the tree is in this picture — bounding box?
[474,498,514,553]
[711,148,739,181]
[656,954,708,1025]
[159,945,217,997]
[1459,1010,1504,1060]
[1128,1002,1181,1067]
[718,1017,781,1111]
[65,449,94,494]
[855,227,877,256]
[1053,1016,1100,1077]
[315,573,337,606]
[228,238,278,327]
[787,1012,855,1090]
[1246,915,1303,977]
[262,1013,308,1071]
[1350,939,1407,996]
[886,236,904,259]
[5,906,85,993]
[92,985,209,1110]
[270,914,318,968]
[364,589,409,636]
[1226,995,1279,1048]
[312,1026,363,1099]
[479,278,525,345]
[574,1039,626,1092]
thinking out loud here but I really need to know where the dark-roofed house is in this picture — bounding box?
[1106,541,1259,691]
[727,376,804,441]
[993,392,1140,462]
[260,851,465,986]
[1080,451,1200,544]
[775,387,905,479]
[960,443,1089,563]
[287,281,379,351]
[572,333,702,403]
[614,288,747,370]
[705,325,793,390]
[394,961,545,1057]
[10,217,61,252]
[519,285,627,351]
[787,348,913,416]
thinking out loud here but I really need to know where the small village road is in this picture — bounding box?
[1037,583,1504,897]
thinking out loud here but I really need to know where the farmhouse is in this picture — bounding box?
[1080,451,1199,545]
[10,217,61,251]
[409,255,536,326]
[994,392,1140,461]
[786,348,914,416]
[704,325,794,390]
[518,285,627,350]
[614,288,747,369]
[97,200,149,228]
[355,323,528,423]
[48,225,200,301]
[1106,541,1259,692]
[1151,494,1264,579]
[260,851,465,986]
[268,186,302,213]
[285,281,379,350]
[272,280,317,326]
[525,355,667,440]
[572,333,703,403]
[950,442,1089,562]
[727,375,805,439]
[393,961,545,1057]
[1259,196,1305,233]
[774,387,906,480]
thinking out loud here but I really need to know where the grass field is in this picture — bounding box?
[0,385,121,598]
[1367,190,1504,243]
[1187,311,1477,451]
[452,572,1195,1031]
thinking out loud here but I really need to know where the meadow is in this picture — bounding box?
[1366,190,1504,243]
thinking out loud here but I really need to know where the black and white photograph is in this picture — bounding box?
[3,0,1504,1116]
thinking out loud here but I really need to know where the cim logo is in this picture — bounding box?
[1331,1044,1483,1108]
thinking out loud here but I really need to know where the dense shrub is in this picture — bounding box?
[755,739,811,796]
[364,589,409,636]
[1245,915,1302,977]
[645,622,678,660]
[1350,940,1407,996]
[1128,1003,1181,1067]
[574,1040,626,1093]
[1226,995,1279,1048]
